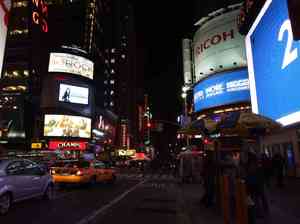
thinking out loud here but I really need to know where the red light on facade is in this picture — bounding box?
[48,141,87,150]
[147,122,151,128]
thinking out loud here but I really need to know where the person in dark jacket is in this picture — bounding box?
[201,152,216,207]
[272,153,285,188]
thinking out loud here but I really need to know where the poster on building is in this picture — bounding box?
[193,8,247,82]
[0,0,11,77]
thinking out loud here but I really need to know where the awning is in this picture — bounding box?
[178,111,282,137]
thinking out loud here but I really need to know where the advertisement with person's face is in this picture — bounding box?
[44,115,91,138]
[59,84,89,105]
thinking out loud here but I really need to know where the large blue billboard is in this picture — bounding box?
[193,69,250,112]
[246,0,300,126]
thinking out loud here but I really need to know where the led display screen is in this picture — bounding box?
[59,84,89,105]
[44,115,91,138]
[48,53,94,79]
[246,0,300,126]
[193,69,250,112]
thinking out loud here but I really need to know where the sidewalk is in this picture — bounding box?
[178,178,300,224]
[178,183,223,224]
[256,178,300,224]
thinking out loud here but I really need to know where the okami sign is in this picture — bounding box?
[193,8,247,82]
[49,141,87,150]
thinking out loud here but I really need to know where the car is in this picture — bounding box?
[50,160,116,186]
[0,158,54,215]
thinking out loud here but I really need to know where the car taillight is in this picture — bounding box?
[76,170,83,176]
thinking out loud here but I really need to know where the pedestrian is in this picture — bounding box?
[245,152,270,221]
[261,153,272,188]
[272,153,285,188]
[200,152,216,207]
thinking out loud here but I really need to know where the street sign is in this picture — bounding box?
[246,0,300,126]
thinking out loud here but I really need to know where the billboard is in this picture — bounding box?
[48,141,87,150]
[193,69,250,112]
[0,0,11,77]
[246,0,300,126]
[59,83,89,105]
[48,53,94,79]
[193,9,247,82]
[44,115,91,138]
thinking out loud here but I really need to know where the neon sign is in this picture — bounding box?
[32,0,48,33]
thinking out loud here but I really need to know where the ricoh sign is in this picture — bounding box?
[49,141,87,150]
[193,9,247,82]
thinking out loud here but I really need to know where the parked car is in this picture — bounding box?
[50,160,116,186]
[0,159,54,215]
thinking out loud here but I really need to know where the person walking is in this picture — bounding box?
[201,152,216,207]
[245,152,270,221]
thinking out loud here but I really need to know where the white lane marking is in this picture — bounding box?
[75,180,146,224]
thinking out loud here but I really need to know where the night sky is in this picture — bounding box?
[133,0,241,122]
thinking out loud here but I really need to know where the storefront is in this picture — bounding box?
[260,128,300,177]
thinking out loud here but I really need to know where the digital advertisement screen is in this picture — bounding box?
[59,84,89,105]
[246,0,300,126]
[48,53,94,79]
[193,69,250,112]
[44,115,91,138]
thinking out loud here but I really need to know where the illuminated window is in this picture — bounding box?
[105,59,109,64]
[111,59,115,63]
[23,70,29,76]
[121,54,126,59]
[104,91,107,95]
[111,48,116,53]
[110,80,115,84]
[12,71,19,77]
[110,101,114,106]
[111,69,115,74]
[104,80,108,84]
[10,29,29,36]
[110,90,114,95]
[13,1,28,8]
[3,85,27,92]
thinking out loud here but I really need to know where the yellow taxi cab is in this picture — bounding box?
[50,160,116,185]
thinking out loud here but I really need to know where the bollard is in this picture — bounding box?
[220,175,230,224]
[236,179,248,224]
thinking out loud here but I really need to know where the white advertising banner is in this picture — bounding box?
[193,9,247,82]
[59,83,89,105]
[48,53,94,79]
[0,0,11,77]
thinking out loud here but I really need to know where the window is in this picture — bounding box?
[111,48,116,53]
[6,161,24,175]
[110,101,114,106]
[110,90,114,95]
[94,161,105,169]
[121,54,126,59]
[111,69,115,74]
[110,59,115,63]
[110,80,115,84]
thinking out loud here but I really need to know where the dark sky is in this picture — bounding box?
[133,0,241,122]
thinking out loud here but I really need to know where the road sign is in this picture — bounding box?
[246,0,300,126]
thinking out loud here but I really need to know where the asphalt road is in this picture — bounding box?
[0,179,141,224]
[0,173,184,224]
